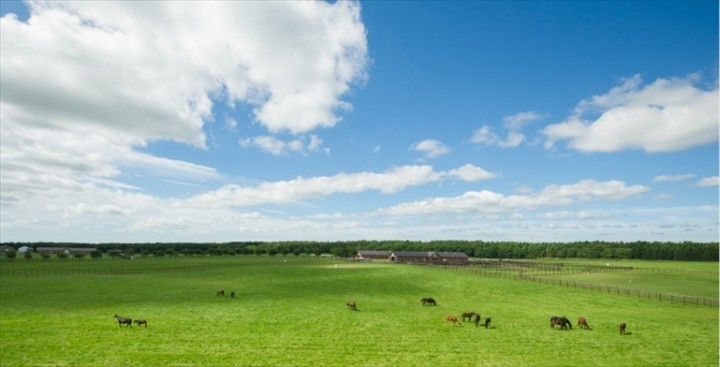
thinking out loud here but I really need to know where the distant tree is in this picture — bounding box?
[41,253,50,261]
[24,251,33,261]
[57,252,68,261]
[73,253,85,260]
[90,251,102,260]
[4,250,17,261]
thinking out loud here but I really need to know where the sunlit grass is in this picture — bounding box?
[1,258,717,366]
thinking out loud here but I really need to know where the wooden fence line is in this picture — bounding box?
[437,263,719,308]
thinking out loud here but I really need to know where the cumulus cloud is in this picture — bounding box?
[693,176,719,187]
[410,139,451,158]
[471,111,544,148]
[377,179,648,216]
[0,1,368,226]
[543,74,719,152]
[652,173,696,182]
[188,164,496,208]
[240,135,327,156]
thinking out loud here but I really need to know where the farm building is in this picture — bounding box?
[17,246,31,253]
[389,251,432,264]
[0,246,13,253]
[433,252,469,265]
[386,251,469,265]
[356,250,391,260]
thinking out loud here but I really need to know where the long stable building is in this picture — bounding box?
[357,250,468,265]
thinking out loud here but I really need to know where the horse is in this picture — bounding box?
[578,316,591,330]
[216,289,225,296]
[347,300,357,311]
[445,315,461,325]
[473,314,481,327]
[550,316,572,330]
[421,297,436,306]
[230,291,235,298]
[620,322,627,335]
[484,317,491,329]
[462,312,477,322]
[114,314,132,327]
[134,319,147,327]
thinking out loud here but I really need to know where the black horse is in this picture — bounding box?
[550,316,572,330]
[421,297,437,306]
[114,314,132,327]
[462,312,477,322]
[134,319,148,327]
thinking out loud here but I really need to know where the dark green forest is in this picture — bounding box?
[3,240,718,261]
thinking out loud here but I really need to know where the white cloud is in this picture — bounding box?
[410,139,451,158]
[693,176,719,187]
[543,74,719,152]
[378,179,648,216]
[652,173,696,182]
[188,164,494,208]
[471,111,544,148]
[1,1,369,241]
[240,135,326,156]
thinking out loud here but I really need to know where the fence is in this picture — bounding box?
[437,261,719,308]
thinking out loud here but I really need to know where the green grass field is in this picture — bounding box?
[1,257,717,366]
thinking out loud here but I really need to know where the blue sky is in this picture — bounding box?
[0,1,717,243]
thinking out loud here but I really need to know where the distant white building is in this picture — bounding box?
[18,246,31,253]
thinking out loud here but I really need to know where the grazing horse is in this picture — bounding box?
[216,289,225,296]
[445,315,461,325]
[421,297,437,306]
[484,317,492,329]
[550,316,572,330]
[578,316,591,330]
[134,319,147,327]
[114,314,132,327]
[347,300,357,311]
[473,314,481,327]
[230,291,235,298]
[620,322,627,335]
[462,312,477,322]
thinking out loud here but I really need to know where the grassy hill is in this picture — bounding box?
[0,257,717,366]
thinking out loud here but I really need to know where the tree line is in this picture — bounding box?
[2,240,718,261]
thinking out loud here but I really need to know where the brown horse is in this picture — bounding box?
[620,322,627,335]
[550,316,572,330]
[114,314,132,327]
[216,289,225,296]
[462,312,477,322]
[445,315,461,325]
[230,291,235,298]
[473,314,481,327]
[347,300,357,311]
[134,319,147,327]
[578,316,591,330]
[484,317,491,329]
[421,297,436,306]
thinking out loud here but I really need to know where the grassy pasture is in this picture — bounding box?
[0,258,717,366]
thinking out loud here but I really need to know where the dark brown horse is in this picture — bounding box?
[550,316,572,330]
[473,314,481,327]
[230,291,235,298]
[114,314,132,327]
[462,312,477,322]
[134,319,147,327]
[445,315,461,325]
[216,289,225,296]
[421,297,436,306]
[620,322,627,335]
[578,316,591,330]
[484,317,491,329]
[347,300,357,311]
